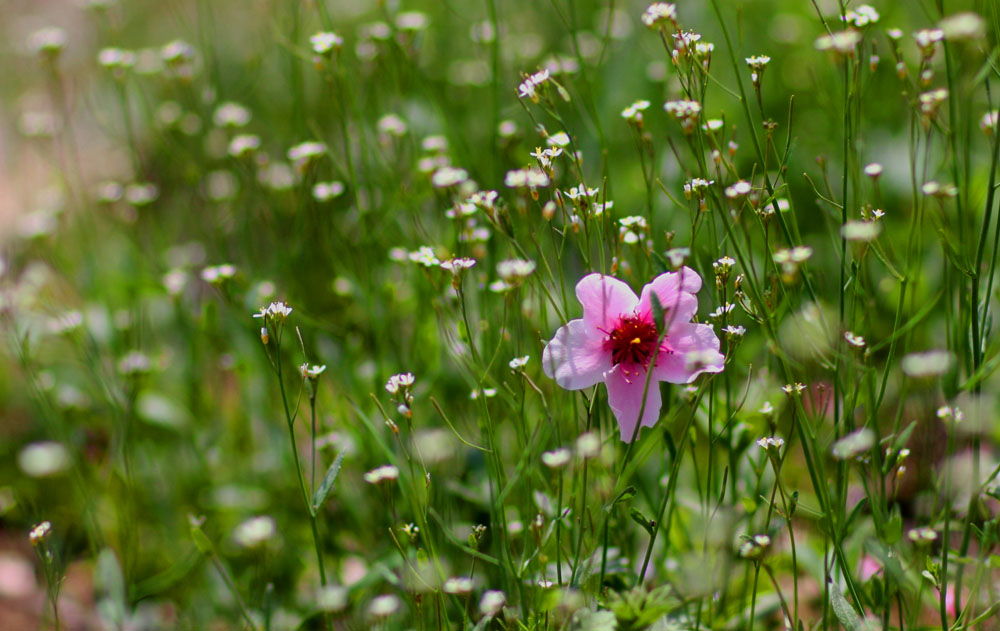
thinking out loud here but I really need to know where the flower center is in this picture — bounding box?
[604,314,660,367]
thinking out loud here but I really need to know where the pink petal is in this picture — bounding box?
[638,268,702,328]
[575,274,638,335]
[542,319,611,390]
[653,322,725,383]
[605,363,662,442]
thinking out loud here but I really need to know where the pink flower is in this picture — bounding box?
[542,269,724,441]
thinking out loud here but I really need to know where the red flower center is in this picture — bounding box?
[604,314,660,367]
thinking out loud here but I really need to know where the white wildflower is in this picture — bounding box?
[310,31,343,55]
[479,590,506,616]
[508,355,530,370]
[233,516,276,548]
[363,465,400,484]
[541,448,571,469]
[641,3,677,29]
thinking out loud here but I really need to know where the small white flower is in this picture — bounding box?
[470,388,498,399]
[621,99,651,121]
[530,146,563,170]
[564,184,600,201]
[440,257,476,273]
[497,258,536,281]
[832,428,876,460]
[863,163,883,178]
[781,382,806,396]
[19,442,71,477]
[408,246,441,267]
[842,5,880,28]
[939,12,986,40]
[368,594,401,618]
[756,436,784,451]
[228,134,261,157]
[28,27,67,57]
[815,30,862,54]
[541,448,571,469]
[575,432,601,459]
[288,141,327,167]
[504,168,550,189]
[518,69,550,101]
[508,355,531,370]
[739,534,771,558]
[213,102,251,128]
[479,590,506,616]
[200,264,236,284]
[713,256,736,272]
[377,113,408,137]
[663,99,702,132]
[396,11,429,31]
[300,364,327,379]
[936,405,963,423]
[98,47,136,70]
[431,166,469,188]
[385,373,415,394]
[703,119,724,132]
[665,247,690,268]
[363,465,400,484]
[901,350,954,378]
[684,178,714,198]
[253,301,293,323]
[844,331,866,348]
[914,28,945,51]
[443,576,474,595]
[312,181,346,201]
[118,351,151,375]
[619,216,649,245]
[907,527,938,544]
[233,516,277,548]
[708,303,735,320]
[980,111,999,135]
[124,183,158,206]
[723,325,746,339]
[547,131,571,147]
[310,31,343,55]
[29,521,52,545]
[161,39,195,64]
[641,3,677,29]
[842,220,882,241]
[725,181,752,198]
[745,55,771,70]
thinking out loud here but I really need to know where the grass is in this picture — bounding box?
[2,0,1000,629]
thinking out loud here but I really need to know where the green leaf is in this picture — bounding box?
[190,525,214,555]
[570,609,617,631]
[845,498,869,532]
[312,450,345,513]
[629,508,654,535]
[606,486,636,512]
[550,78,572,103]
[650,291,667,333]
[892,421,916,453]
[829,580,863,631]
[883,510,902,545]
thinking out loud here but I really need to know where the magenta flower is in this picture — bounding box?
[542,269,724,441]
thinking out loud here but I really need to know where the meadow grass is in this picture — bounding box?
[2,0,1000,629]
